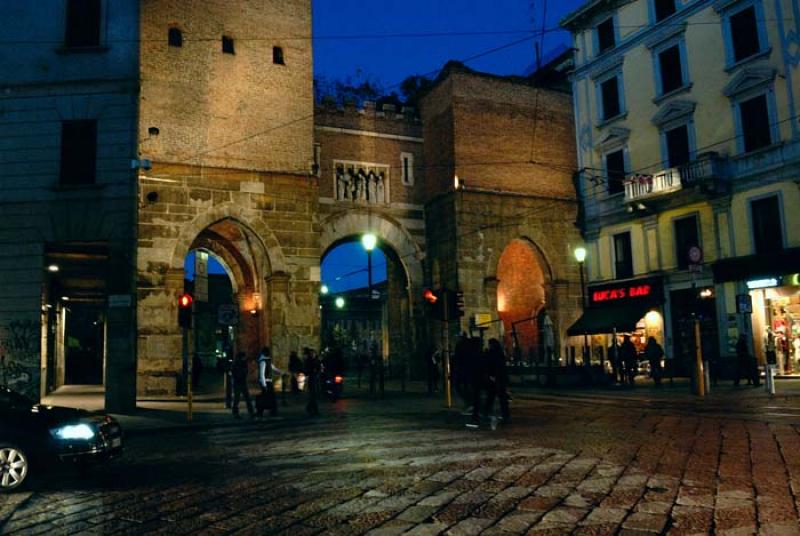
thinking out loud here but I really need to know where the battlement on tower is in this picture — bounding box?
[314,99,423,140]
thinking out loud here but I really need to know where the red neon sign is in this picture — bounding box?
[592,284,651,303]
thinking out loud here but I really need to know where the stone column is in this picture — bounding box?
[266,272,290,364]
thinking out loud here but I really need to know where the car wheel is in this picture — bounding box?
[0,444,30,492]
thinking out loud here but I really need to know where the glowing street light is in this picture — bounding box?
[335,296,345,309]
[574,246,589,367]
[47,264,60,273]
[574,246,587,263]
[361,233,377,252]
[320,284,329,295]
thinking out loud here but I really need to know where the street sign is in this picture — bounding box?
[108,294,132,308]
[217,304,239,326]
[736,294,752,314]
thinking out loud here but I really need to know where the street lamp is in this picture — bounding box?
[362,233,377,301]
[320,284,329,295]
[574,247,589,367]
[335,296,345,309]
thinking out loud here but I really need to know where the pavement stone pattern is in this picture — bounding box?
[3,392,800,535]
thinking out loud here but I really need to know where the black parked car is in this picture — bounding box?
[0,386,123,492]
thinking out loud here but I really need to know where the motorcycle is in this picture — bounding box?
[323,372,344,402]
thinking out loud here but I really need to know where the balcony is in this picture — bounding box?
[624,152,726,204]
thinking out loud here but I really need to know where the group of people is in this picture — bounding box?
[226,346,328,419]
[451,335,511,428]
[608,335,665,387]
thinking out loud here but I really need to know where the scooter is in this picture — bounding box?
[324,372,344,402]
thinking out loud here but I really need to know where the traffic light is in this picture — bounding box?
[448,290,465,318]
[178,293,193,329]
[423,288,442,319]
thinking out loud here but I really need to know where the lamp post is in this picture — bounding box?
[362,233,377,299]
[574,247,589,367]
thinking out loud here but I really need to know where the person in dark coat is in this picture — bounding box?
[735,334,756,386]
[644,337,664,386]
[608,339,620,384]
[230,351,254,418]
[468,337,487,427]
[453,333,472,407]
[303,347,321,416]
[484,338,510,423]
[619,335,638,387]
[425,345,440,395]
[288,351,303,394]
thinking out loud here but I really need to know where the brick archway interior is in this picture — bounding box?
[496,239,549,360]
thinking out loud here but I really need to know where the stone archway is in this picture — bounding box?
[137,203,290,396]
[320,210,425,377]
[493,238,553,362]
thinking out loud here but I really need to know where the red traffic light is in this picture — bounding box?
[179,293,193,308]
[423,288,438,304]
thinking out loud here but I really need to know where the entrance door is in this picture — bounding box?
[670,288,718,377]
[64,305,104,385]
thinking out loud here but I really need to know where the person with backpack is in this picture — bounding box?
[256,346,284,418]
[231,351,254,418]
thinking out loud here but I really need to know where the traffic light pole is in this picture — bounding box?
[442,290,452,409]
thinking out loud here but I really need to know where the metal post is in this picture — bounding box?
[183,325,193,422]
[694,317,705,396]
[579,261,589,367]
[443,290,452,408]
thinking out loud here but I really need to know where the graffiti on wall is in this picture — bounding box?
[0,319,39,398]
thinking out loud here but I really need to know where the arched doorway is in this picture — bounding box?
[320,235,414,382]
[496,238,551,362]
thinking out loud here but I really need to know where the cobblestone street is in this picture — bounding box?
[3,389,800,535]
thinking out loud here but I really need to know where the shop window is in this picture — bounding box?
[65,0,101,48]
[614,232,633,279]
[729,6,760,63]
[273,46,285,65]
[738,94,772,152]
[654,0,676,22]
[750,195,783,254]
[60,120,97,185]
[222,35,235,54]
[664,124,691,168]
[673,215,699,269]
[605,149,626,195]
[657,44,684,94]
[596,17,616,54]
[600,76,622,121]
[168,27,183,47]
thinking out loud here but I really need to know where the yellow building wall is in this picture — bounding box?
[657,203,716,270]
[596,221,647,280]
[730,182,800,256]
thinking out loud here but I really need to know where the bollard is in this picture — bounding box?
[766,364,776,396]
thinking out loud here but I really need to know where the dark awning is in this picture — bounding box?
[567,304,652,336]
[712,248,800,283]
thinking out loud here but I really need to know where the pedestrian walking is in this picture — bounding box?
[468,337,488,427]
[484,338,510,424]
[289,350,303,394]
[644,337,664,386]
[231,351,254,418]
[425,344,440,395]
[734,334,759,386]
[256,346,284,418]
[453,333,472,408]
[303,347,321,416]
[608,339,620,384]
[620,335,638,387]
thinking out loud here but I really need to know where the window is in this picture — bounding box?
[168,27,183,47]
[664,124,690,168]
[222,36,235,54]
[273,46,285,65]
[600,76,621,121]
[673,215,699,269]
[654,0,677,21]
[613,232,633,279]
[401,152,414,186]
[60,120,97,186]
[739,94,772,152]
[65,0,101,48]
[658,45,684,94]
[597,17,616,54]
[729,6,760,63]
[750,195,783,254]
[605,149,626,195]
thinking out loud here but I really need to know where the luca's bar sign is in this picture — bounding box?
[592,284,651,303]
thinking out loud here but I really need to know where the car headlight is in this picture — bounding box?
[51,423,96,440]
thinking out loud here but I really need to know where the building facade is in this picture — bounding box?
[0,1,140,409]
[420,62,584,364]
[563,0,800,375]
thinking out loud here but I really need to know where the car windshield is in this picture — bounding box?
[0,388,34,410]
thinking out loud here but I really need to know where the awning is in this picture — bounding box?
[712,248,800,283]
[567,304,652,336]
